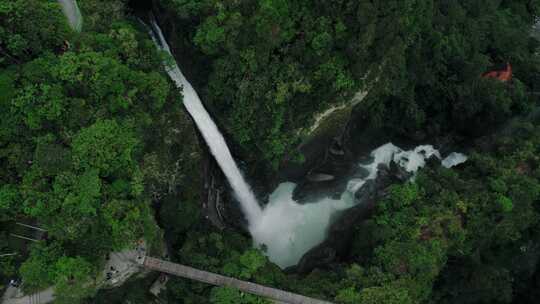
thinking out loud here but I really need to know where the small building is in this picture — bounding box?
[482,63,512,82]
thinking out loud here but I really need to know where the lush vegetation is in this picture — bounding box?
[338,118,540,303]
[161,0,539,169]
[0,0,539,304]
[0,0,202,302]
[152,105,540,304]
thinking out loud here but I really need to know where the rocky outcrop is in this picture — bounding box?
[292,137,354,203]
[202,154,227,230]
[278,92,367,185]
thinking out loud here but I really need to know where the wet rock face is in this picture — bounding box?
[292,137,355,203]
[425,154,442,169]
[389,159,413,182]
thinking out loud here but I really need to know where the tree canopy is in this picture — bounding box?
[0,0,200,301]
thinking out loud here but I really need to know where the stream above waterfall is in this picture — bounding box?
[57,0,83,31]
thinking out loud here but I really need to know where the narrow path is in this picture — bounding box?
[1,287,53,304]
[1,245,146,304]
[141,257,333,304]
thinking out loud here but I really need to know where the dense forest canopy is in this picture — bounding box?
[0,0,201,302]
[0,0,539,303]
[161,0,539,168]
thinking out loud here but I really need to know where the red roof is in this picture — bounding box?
[482,63,512,82]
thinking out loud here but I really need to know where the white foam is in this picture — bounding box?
[393,145,441,172]
[442,152,468,168]
[250,183,355,268]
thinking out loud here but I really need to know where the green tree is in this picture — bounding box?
[356,285,413,304]
[210,287,269,304]
[72,119,139,177]
[19,243,62,292]
[54,256,96,303]
[0,184,20,220]
[0,0,71,65]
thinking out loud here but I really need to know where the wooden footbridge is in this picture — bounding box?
[140,256,333,304]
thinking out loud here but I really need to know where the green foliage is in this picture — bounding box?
[161,0,539,172]
[335,286,361,304]
[497,195,514,213]
[338,117,540,304]
[103,199,153,250]
[11,83,65,129]
[210,287,269,304]
[77,0,126,32]
[19,246,96,302]
[360,0,538,139]
[163,0,388,167]
[356,285,413,304]
[54,256,96,303]
[165,229,285,302]
[0,184,19,220]
[0,232,17,284]
[0,1,189,300]
[1,1,539,304]
[222,249,266,280]
[0,0,71,65]
[72,119,139,177]
[19,243,62,291]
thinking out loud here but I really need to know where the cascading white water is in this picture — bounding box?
[57,0,83,32]
[148,21,262,224]
[251,143,465,268]
[250,143,399,267]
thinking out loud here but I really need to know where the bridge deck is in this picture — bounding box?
[142,257,333,304]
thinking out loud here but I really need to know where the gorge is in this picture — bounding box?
[148,15,469,268]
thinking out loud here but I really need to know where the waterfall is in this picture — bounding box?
[57,0,83,32]
[145,18,468,268]
[148,20,262,224]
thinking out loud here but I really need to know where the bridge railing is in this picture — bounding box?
[142,257,333,304]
